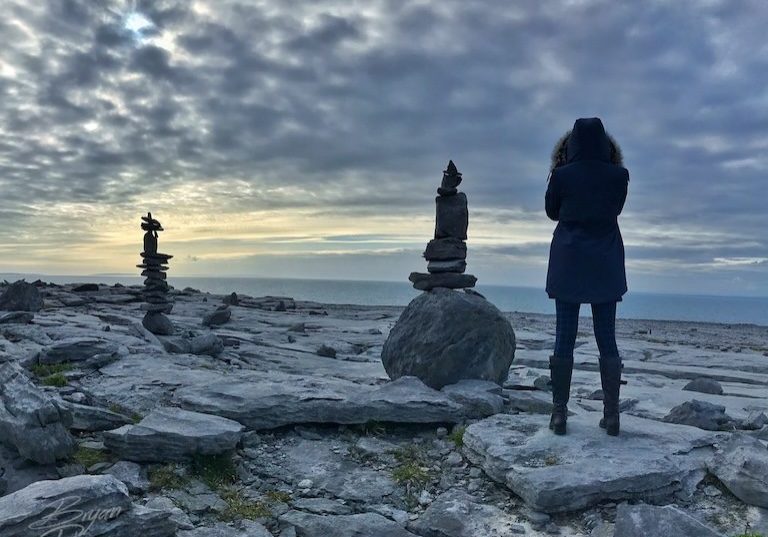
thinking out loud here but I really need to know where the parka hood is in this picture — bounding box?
[550,117,623,171]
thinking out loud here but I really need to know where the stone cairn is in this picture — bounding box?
[409,160,478,291]
[138,212,174,335]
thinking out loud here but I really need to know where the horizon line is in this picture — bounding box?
[2,271,766,300]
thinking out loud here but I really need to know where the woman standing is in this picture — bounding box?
[544,117,629,436]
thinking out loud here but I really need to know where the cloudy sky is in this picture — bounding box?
[0,0,766,296]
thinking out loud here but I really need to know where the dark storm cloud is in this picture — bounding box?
[0,0,766,286]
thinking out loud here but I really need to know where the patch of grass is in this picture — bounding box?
[41,373,68,387]
[31,362,72,377]
[218,487,271,521]
[392,462,431,487]
[354,420,387,436]
[448,425,465,448]
[71,446,109,468]
[148,464,189,491]
[392,444,432,492]
[190,453,238,490]
[264,490,292,503]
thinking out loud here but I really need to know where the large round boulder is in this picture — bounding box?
[382,288,515,389]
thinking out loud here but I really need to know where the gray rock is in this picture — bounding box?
[161,336,192,353]
[36,337,120,368]
[145,496,194,530]
[424,238,467,261]
[175,373,499,430]
[104,407,244,462]
[0,280,43,312]
[612,503,724,537]
[317,344,337,358]
[0,362,75,464]
[291,497,354,515]
[683,378,724,395]
[203,306,232,327]
[73,283,100,292]
[0,474,176,537]
[258,439,395,503]
[534,375,552,392]
[462,413,721,513]
[190,333,224,356]
[0,311,34,324]
[504,390,554,414]
[143,312,175,335]
[178,521,273,537]
[222,292,239,306]
[427,259,467,274]
[381,288,515,389]
[435,192,468,240]
[742,410,768,430]
[104,461,150,493]
[60,400,134,431]
[707,433,768,508]
[440,379,505,416]
[167,488,228,514]
[279,510,418,537]
[408,272,477,291]
[410,488,523,537]
[663,399,737,431]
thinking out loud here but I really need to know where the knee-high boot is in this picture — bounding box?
[598,356,622,436]
[549,353,574,435]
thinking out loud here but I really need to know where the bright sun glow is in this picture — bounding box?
[124,12,153,33]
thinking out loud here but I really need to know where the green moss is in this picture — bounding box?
[448,426,465,448]
[41,373,68,387]
[31,362,72,377]
[218,487,271,521]
[148,464,189,491]
[190,453,238,490]
[71,446,109,468]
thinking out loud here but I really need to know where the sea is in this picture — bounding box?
[4,274,767,327]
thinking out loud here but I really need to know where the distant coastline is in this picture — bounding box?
[2,273,767,327]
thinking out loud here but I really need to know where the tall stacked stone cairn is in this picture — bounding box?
[408,160,477,291]
[138,212,174,335]
[383,161,516,390]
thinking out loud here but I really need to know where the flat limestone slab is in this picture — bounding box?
[104,407,244,462]
[462,412,724,513]
[613,503,725,537]
[175,373,503,430]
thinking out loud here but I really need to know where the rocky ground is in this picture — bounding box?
[1,280,767,537]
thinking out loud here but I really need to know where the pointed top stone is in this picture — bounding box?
[439,159,463,195]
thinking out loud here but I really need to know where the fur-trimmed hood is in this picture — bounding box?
[550,119,623,171]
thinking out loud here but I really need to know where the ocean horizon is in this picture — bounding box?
[3,273,767,327]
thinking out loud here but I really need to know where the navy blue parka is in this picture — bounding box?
[545,117,629,304]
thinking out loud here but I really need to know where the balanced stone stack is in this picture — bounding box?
[409,160,477,291]
[138,213,174,335]
[382,161,516,390]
